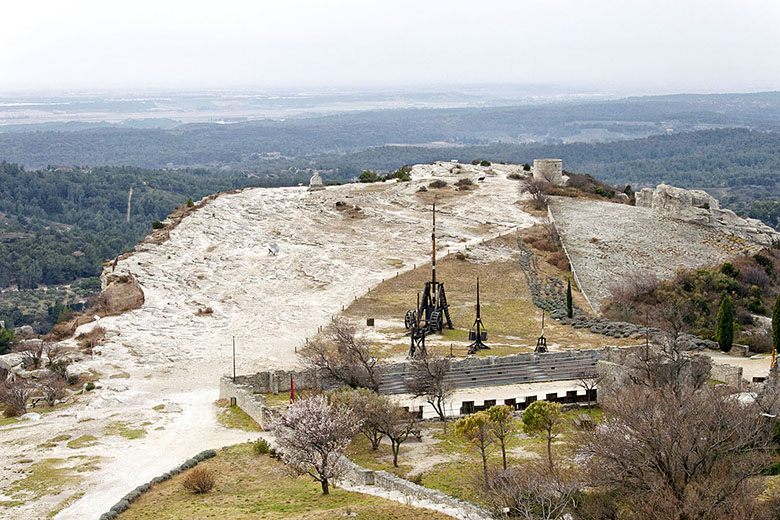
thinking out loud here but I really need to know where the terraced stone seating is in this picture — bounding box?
[378,350,601,395]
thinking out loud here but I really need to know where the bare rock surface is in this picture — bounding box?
[549,197,762,312]
[636,184,780,246]
[0,162,536,520]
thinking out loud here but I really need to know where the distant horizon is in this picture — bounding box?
[3,1,779,96]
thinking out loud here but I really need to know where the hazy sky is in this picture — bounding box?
[2,0,780,94]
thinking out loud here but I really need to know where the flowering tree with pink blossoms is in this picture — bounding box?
[272,394,362,494]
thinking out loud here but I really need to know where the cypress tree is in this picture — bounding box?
[715,293,734,353]
[566,279,573,319]
[773,295,780,354]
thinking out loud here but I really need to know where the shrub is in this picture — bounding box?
[455,252,468,261]
[455,178,474,188]
[721,262,739,278]
[183,467,215,494]
[480,160,491,167]
[152,221,164,230]
[416,185,428,192]
[186,198,194,207]
[85,381,95,392]
[546,251,570,271]
[522,163,531,171]
[252,438,271,455]
[359,171,378,183]
[429,179,448,189]
[507,173,523,180]
[1,379,34,416]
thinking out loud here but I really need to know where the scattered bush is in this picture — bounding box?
[152,221,164,230]
[522,163,531,171]
[186,198,194,207]
[507,173,523,180]
[252,438,271,455]
[85,381,95,392]
[183,466,215,494]
[1,378,34,416]
[480,160,491,167]
[359,170,378,183]
[195,307,213,316]
[455,252,468,261]
[429,180,448,189]
[416,185,428,192]
[546,250,570,271]
[721,262,740,278]
[454,178,474,190]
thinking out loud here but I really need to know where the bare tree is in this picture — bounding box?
[579,385,774,520]
[0,377,35,416]
[43,342,63,367]
[603,271,659,322]
[14,341,43,369]
[272,394,361,495]
[576,374,603,413]
[299,318,382,392]
[477,462,579,520]
[406,353,453,431]
[520,179,551,210]
[327,387,385,450]
[377,404,419,468]
[40,374,66,406]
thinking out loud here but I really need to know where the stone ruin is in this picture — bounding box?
[533,158,563,185]
[308,172,324,191]
[636,184,780,247]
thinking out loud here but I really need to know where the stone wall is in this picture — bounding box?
[340,457,491,519]
[219,376,274,429]
[711,362,744,388]
[232,368,321,394]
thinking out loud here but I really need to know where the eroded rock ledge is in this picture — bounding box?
[636,184,780,246]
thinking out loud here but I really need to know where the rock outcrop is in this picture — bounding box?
[636,184,780,246]
[97,273,145,316]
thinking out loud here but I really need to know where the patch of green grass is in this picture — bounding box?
[118,443,454,520]
[0,416,20,427]
[105,421,147,440]
[38,434,72,449]
[48,491,85,518]
[67,435,98,449]
[6,458,80,501]
[216,402,262,432]
[153,404,165,411]
[0,500,25,508]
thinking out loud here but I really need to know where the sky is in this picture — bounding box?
[2,0,780,95]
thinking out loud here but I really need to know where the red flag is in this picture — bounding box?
[772,349,776,369]
[290,375,295,404]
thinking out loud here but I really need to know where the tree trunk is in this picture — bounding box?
[321,478,329,495]
[500,439,507,470]
[392,441,399,467]
[481,445,488,484]
[547,434,554,473]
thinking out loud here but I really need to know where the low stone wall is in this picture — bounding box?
[340,457,491,519]
[711,362,744,388]
[219,376,273,429]
[232,368,321,394]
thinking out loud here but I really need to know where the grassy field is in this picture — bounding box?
[343,233,635,358]
[118,443,455,520]
[345,408,603,503]
[216,400,262,431]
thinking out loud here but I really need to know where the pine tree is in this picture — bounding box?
[772,295,780,354]
[566,279,573,319]
[715,293,734,353]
